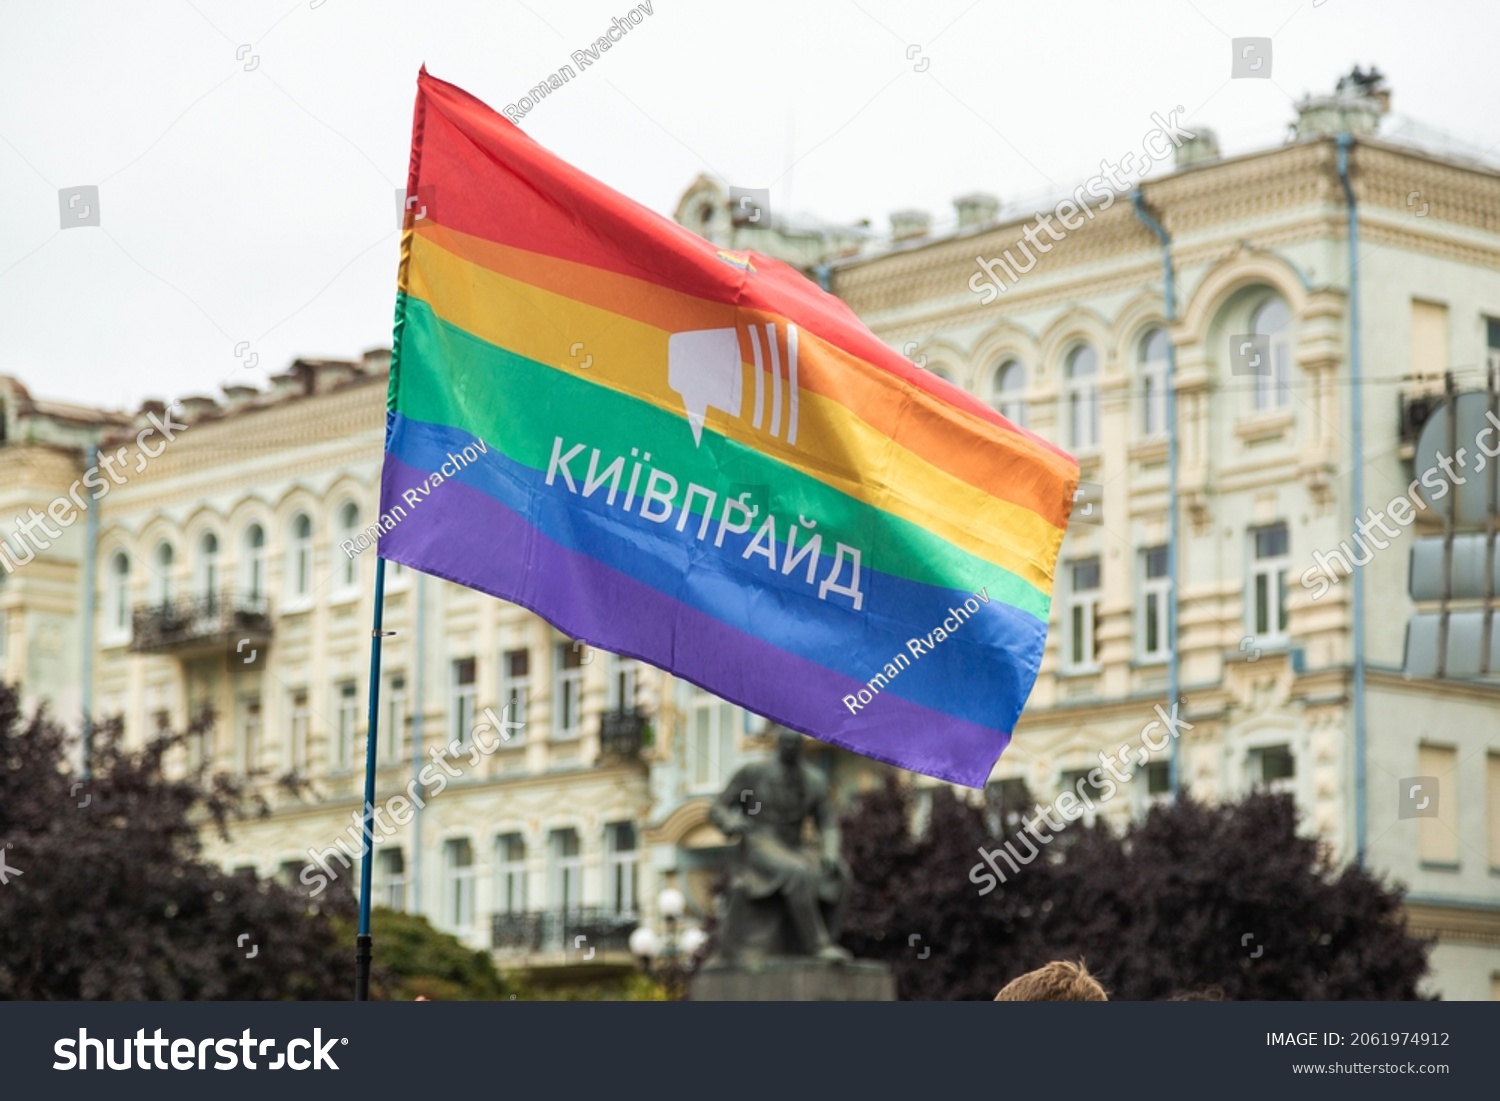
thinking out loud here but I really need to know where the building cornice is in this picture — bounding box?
[831,137,1500,341]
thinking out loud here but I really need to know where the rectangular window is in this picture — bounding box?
[983,777,1030,835]
[495,833,527,915]
[1418,744,1459,866]
[553,643,584,740]
[1143,370,1166,437]
[289,517,313,600]
[451,657,476,747]
[1064,557,1101,671]
[340,538,358,592]
[1059,768,1107,826]
[1145,761,1171,797]
[1488,753,1500,870]
[607,652,638,713]
[1248,744,1295,795]
[549,828,582,914]
[442,838,475,932]
[501,648,530,730]
[377,847,406,912]
[689,689,739,789]
[238,695,262,776]
[247,545,265,603]
[604,821,639,915]
[1411,299,1449,378]
[1139,546,1170,661]
[1249,523,1289,640]
[382,674,406,764]
[1070,388,1098,451]
[279,860,311,897]
[288,688,309,772]
[1486,317,1500,377]
[335,680,358,771]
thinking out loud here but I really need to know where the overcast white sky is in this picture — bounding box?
[2,0,1495,412]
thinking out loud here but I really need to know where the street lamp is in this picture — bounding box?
[630,886,703,998]
[627,925,660,959]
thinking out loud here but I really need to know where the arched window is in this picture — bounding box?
[337,501,360,590]
[106,551,130,636]
[1139,329,1169,437]
[196,531,220,604]
[1066,344,1099,451]
[991,360,1027,427]
[242,523,266,603]
[1250,298,1291,411]
[288,512,313,599]
[929,365,953,384]
[150,542,174,606]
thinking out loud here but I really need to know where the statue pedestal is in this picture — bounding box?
[690,958,896,1001]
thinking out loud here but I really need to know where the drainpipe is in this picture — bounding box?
[80,438,102,778]
[1336,133,1368,866]
[1132,189,1182,799]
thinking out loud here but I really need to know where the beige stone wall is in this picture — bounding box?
[84,368,684,953]
[829,134,1500,997]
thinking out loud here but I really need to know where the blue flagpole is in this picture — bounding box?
[355,554,390,1000]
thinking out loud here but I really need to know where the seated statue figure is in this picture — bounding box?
[706,727,852,965]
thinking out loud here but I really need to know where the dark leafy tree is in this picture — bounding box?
[337,908,512,1000]
[839,776,1432,1000]
[0,684,353,999]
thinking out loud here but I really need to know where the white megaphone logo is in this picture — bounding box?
[667,322,800,447]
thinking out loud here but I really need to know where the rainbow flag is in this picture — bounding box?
[379,70,1079,787]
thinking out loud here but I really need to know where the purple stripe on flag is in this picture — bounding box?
[379,455,1008,787]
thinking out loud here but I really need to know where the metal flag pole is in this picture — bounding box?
[355,555,391,1000]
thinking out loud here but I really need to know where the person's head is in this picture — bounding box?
[994,960,1108,1002]
[776,728,803,765]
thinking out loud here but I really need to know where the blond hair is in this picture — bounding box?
[994,960,1108,1002]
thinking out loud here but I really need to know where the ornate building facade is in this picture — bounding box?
[823,75,1500,999]
[3,72,1496,998]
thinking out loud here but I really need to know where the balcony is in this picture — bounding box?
[129,589,272,656]
[597,709,649,760]
[1397,387,1444,459]
[491,907,638,957]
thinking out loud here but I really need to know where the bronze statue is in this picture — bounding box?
[707,728,852,964]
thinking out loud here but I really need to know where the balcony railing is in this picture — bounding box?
[491,907,638,955]
[597,709,649,760]
[129,589,272,656]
